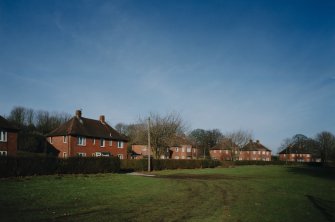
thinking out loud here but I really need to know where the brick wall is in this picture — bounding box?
[0,131,17,156]
[48,136,128,159]
[279,153,311,162]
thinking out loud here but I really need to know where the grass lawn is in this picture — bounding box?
[0,165,334,222]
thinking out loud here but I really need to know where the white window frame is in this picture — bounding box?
[49,137,53,144]
[93,138,96,145]
[109,140,113,146]
[187,147,191,152]
[77,152,86,157]
[0,130,7,142]
[63,136,67,143]
[0,151,7,156]
[117,141,123,148]
[100,138,105,147]
[175,147,179,152]
[77,136,86,146]
[117,154,123,159]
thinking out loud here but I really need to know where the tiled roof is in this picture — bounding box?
[278,144,311,154]
[46,115,128,141]
[242,140,271,152]
[0,115,19,131]
[210,139,237,150]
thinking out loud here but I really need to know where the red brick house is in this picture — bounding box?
[240,140,271,161]
[131,145,149,159]
[170,144,199,160]
[278,144,312,162]
[46,110,128,159]
[131,139,199,160]
[0,115,19,156]
[209,139,238,161]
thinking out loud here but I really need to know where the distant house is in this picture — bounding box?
[209,139,237,161]
[46,110,128,159]
[170,145,198,160]
[0,115,19,156]
[210,139,271,161]
[169,136,198,160]
[240,140,272,161]
[131,145,149,159]
[131,137,199,160]
[278,144,312,162]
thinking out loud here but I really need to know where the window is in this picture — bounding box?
[63,136,67,143]
[77,136,86,146]
[63,152,67,158]
[117,154,123,159]
[109,140,113,146]
[118,141,123,148]
[182,148,185,152]
[187,147,191,152]
[226,150,229,154]
[100,138,105,147]
[253,151,256,155]
[77,152,86,157]
[220,150,222,153]
[93,139,96,145]
[95,152,102,157]
[175,147,179,152]
[214,150,216,153]
[182,156,185,159]
[262,151,265,155]
[49,137,53,144]
[174,156,179,159]
[0,151,7,156]
[0,131,7,142]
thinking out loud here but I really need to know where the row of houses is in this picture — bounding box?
[0,110,316,162]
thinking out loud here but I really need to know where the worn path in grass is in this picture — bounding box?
[0,166,334,222]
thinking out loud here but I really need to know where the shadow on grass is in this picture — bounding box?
[286,166,335,180]
[306,195,335,222]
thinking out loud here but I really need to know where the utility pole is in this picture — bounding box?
[148,117,151,172]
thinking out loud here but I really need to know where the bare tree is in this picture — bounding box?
[315,131,335,163]
[8,106,26,127]
[225,130,253,161]
[136,112,186,159]
[188,128,223,159]
[114,122,129,135]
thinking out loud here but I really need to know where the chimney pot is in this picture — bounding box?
[76,110,82,118]
[99,115,105,123]
[256,140,260,144]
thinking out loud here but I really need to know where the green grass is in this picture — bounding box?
[0,166,334,222]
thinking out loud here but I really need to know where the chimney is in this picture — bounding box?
[76,110,82,118]
[99,115,105,123]
[256,140,260,144]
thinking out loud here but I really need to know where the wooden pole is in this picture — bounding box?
[148,117,151,172]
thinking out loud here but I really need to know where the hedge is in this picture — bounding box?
[121,159,221,171]
[0,156,120,178]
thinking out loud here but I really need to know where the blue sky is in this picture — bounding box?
[1,0,334,151]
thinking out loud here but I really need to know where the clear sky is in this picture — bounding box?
[1,0,334,152]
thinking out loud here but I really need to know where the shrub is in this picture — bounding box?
[0,156,120,178]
